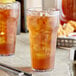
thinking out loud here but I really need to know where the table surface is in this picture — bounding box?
[0,33,71,76]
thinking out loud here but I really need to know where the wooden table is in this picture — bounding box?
[0,33,72,76]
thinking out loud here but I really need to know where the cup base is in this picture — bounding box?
[32,68,54,72]
[0,54,14,56]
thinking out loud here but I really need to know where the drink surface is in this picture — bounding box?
[0,8,18,55]
[27,13,59,70]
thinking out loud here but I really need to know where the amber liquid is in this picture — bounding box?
[0,9,18,56]
[60,0,76,25]
[27,15,59,70]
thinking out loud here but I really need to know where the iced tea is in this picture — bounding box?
[27,9,59,71]
[0,2,19,56]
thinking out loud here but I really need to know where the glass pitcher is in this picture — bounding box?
[56,0,76,25]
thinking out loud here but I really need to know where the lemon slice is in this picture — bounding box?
[0,0,15,3]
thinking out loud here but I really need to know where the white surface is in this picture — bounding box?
[70,48,75,61]
[0,33,70,76]
[0,70,9,76]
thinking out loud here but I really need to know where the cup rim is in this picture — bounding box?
[26,7,60,16]
[27,7,59,12]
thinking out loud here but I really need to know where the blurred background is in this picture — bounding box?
[17,0,55,34]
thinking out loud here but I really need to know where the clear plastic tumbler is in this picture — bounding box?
[27,8,59,71]
[0,1,19,56]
